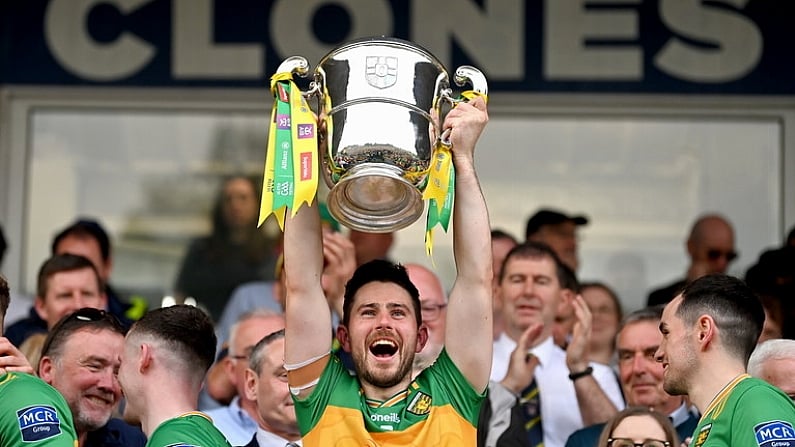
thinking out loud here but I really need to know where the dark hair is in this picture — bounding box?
[500,241,580,292]
[581,282,624,321]
[597,406,679,447]
[51,218,111,261]
[41,308,126,361]
[37,254,103,298]
[129,304,217,373]
[677,274,764,364]
[491,229,517,244]
[342,259,421,328]
[248,329,285,375]
[0,275,9,319]
[207,175,275,263]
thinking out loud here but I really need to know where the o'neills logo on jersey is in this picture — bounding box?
[755,420,795,447]
[370,413,401,424]
[16,405,62,442]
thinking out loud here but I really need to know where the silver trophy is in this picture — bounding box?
[276,37,487,232]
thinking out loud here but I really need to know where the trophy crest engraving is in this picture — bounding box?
[366,55,398,89]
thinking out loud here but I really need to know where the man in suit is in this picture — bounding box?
[241,329,300,447]
[565,306,699,447]
[206,311,286,445]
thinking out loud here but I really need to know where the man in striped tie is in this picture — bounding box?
[480,242,625,447]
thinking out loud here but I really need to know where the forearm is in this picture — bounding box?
[573,376,618,425]
[445,157,493,391]
[283,201,332,364]
[451,159,493,287]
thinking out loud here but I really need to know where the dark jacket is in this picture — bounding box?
[85,418,147,447]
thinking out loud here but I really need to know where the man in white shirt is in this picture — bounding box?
[242,329,301,447]
[483,242,624,447]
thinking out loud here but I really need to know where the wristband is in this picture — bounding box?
[568,366,593,381]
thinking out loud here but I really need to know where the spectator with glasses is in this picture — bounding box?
[1,274,78,447]
[647,214,737,306]
[38,308,146,447]
[403,264,448,376]
[597,407,678,447]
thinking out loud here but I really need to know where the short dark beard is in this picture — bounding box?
[356,351,415,389]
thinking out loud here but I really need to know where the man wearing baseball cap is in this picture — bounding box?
[525,208,589,272]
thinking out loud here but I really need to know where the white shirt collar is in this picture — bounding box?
[669,401,692,428]
[255,427,301,447]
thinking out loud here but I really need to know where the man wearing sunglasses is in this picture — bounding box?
[38,308,146,447]
[647,214,737,307]
[0,275,78,447]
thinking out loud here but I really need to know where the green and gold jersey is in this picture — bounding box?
[691,374,795,447]
[0,372,77,447]
[294,349,485,446]
[146,412,232,447]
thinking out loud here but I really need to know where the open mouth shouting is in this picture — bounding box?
[369,338,399,362]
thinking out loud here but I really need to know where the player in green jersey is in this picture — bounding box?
[0,275,78,447]
[283,96,491,446]
[117,304,232,447]
[656,274,795,447]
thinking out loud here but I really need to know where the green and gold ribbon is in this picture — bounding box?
[259,72,319,229]
[423,91,487,258]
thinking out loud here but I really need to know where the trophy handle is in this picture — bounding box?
[454,65,488,96]
[276,56,324,99]
[276,56,310,78]
[439,65,489,146]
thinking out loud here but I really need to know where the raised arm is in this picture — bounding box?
[283,200,332,397]
[566,295,621,424]
[443,96,493,392]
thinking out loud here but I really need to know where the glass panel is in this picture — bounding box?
[27,110,781,314]
[394,116,782,310]
[27,109,279,313]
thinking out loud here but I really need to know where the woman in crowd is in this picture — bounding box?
[581,282,623,366]
[598,407,679,447]
[174,175,279,320]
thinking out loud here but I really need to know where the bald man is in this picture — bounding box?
[404,264,448,376]
[648,214,736,306]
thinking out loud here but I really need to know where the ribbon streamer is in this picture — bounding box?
[259,72,319,229]
[424,91,488,258]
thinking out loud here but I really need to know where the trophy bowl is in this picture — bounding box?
[279,37,487,232]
